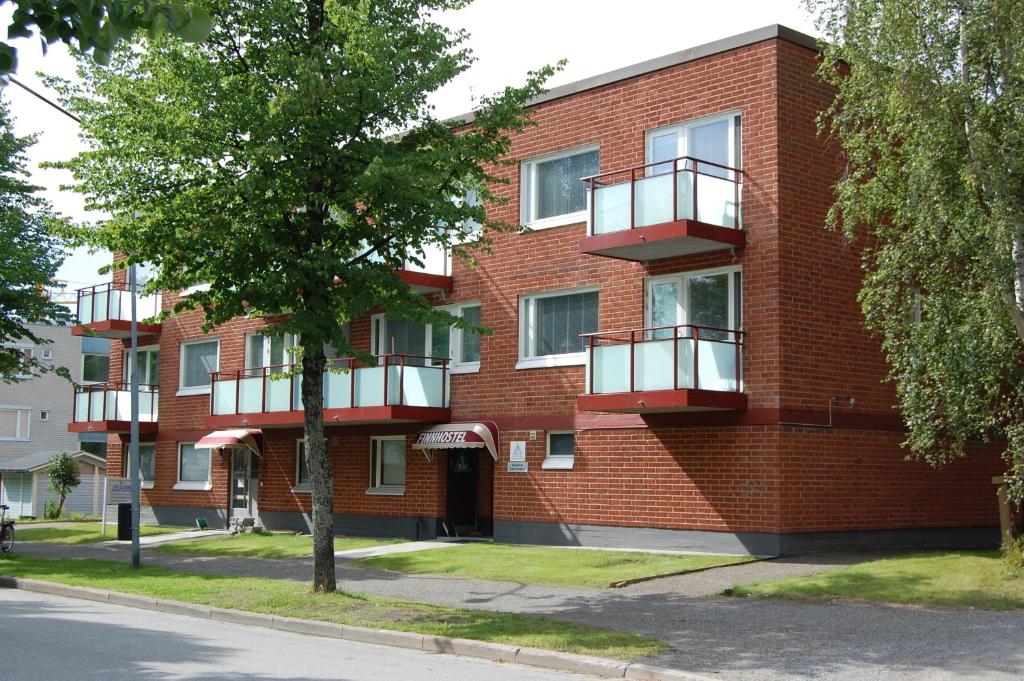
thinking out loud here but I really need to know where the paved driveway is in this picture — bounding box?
[15,542,1024,680]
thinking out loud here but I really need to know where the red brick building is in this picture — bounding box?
[69,25,1003,555]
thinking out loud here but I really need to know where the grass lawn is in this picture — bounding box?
[358,544,754,588]
[0,555,665,659]
[15,522,186,545]
[731,551,1024,610]
[155,532,403,559]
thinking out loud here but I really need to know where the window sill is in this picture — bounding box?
[450,363,481,375]
[176,387,210,397]
[524,211,588,232]
[173,481,212,491]
[515,354,586,370]
[141,481,154,490]
[365,486,405,496]
[291,485,311,494]
[542,457,575,470]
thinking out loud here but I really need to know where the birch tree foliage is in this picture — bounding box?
[55,0,554,590]
[812,0,1024,498]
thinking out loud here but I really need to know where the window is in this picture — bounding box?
[369,437,405,494]
[0,407,30,441]
[371,315,465,369]
[646,268,741,341]
[175,442,211,490]
[39,410,49,422]
[521,145,600,229]
[41,349,52,361]
[123,443,156,489]
[178,339,219,395]
[431,303,482,374]
[123,346,159,386]
[646,112,741,179]
[6,346,34,379]
[82,353,110,384]
[294,439,310,492]
[246,332,298,373]
[543,431,575,470]
[79,441,105,457]
[518,288,599,369]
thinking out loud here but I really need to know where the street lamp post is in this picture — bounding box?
[129,263,141,568]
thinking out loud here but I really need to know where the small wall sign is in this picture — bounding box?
[509,441,527,462]
[507,460,528,473]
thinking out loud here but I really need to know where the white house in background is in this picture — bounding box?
[0,322,110,516]
[0,450,107,517]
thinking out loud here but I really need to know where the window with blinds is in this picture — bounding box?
[520,288,599,364]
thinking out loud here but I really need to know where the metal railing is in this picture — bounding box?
[75,282,161,325]
[582,324,745,395]
[210,353,450,416]
[582,155,743,236]
[73,383,159,423]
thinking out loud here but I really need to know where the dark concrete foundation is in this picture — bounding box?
[258,511,441,541]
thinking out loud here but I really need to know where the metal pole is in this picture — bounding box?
[129,264,141,568]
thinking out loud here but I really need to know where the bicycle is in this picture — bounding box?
[0,504,14,553]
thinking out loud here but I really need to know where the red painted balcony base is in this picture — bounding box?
[579,219,745,261]
[398,270,453,294]
[71,320,162,339]
[578,389,747,414]
[68,420,159,434]
[206,406,451,429]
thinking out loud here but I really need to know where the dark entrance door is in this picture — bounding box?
[446,450,478,532]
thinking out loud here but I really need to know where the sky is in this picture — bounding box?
[3,1,819,293]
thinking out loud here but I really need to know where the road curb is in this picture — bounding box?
[0,575,717,681]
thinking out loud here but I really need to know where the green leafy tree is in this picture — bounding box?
[1,1,212,71]
[812,0,1024,498]
[0,93,70,382]
[47,451,81,518]
[57,0,554,591]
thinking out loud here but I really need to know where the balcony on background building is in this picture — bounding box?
[69,383,159,433]
[208,354,451,428]
[71,282,162,339]
[577,324,746,413]
[578,157,745,261]
[397,242,454,294]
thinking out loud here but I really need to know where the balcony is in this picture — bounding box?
[579,157,745,261]
[71,283,162,339]
[578,325,746,413]
[69,383,159,433]
[208,354,451,428]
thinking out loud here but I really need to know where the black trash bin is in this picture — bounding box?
[117,503,132,541]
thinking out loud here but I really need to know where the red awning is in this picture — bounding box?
[412,422,499,461]
[195,428,262,456]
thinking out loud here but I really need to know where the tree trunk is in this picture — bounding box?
[56,494,65,519]
[301,339,335,592]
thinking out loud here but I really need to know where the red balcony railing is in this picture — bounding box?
[72,383,159,425]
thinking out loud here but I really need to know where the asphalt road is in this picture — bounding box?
[0,589,603,681]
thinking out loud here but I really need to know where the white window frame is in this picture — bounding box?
[645,266,742,339]
[542,430,576,470]
[123,344,160,387]
[124,443,156,490]
[177,337,220,397]
[6,344,34,380]
[293,439,310,493]
[174,442,212,491]
[517,285,599,370]
[245,332,299,370]
[520,144,600,230]
[645,110,741,177]
[370,316,450,368]
[436,302,482,375]
[40,348,53,361]
[367,436,406,495]
[0,405,30,441]
[80,351,110,385]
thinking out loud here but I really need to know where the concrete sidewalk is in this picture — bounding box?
[335,540,462,560]
[15,541,1024,681]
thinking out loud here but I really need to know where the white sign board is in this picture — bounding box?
[105,477,132,505]
[507,460,528,473]
[509,441,527,462]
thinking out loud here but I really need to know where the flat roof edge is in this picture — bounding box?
[449,24,820,126]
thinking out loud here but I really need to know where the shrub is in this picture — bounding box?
[43,500,60,520]
[1002,535,1024,577]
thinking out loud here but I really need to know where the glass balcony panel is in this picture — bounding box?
[389,365,446,407]
[676,171,738,228]
[89,390,105,421]
[635,339,677,392]
[212,380,237,416]
[405,242,450,276]
[354,366,385,407]
[293,374,303,411]
[634,173,674,228]
[78,293,95,324]
[265,377,292,412]
[237,376,263,413]
[324,369,351,409]
[696,339,738,391]
[74,392,89,421]
[590,344,630,394]
[592,182,630,235]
